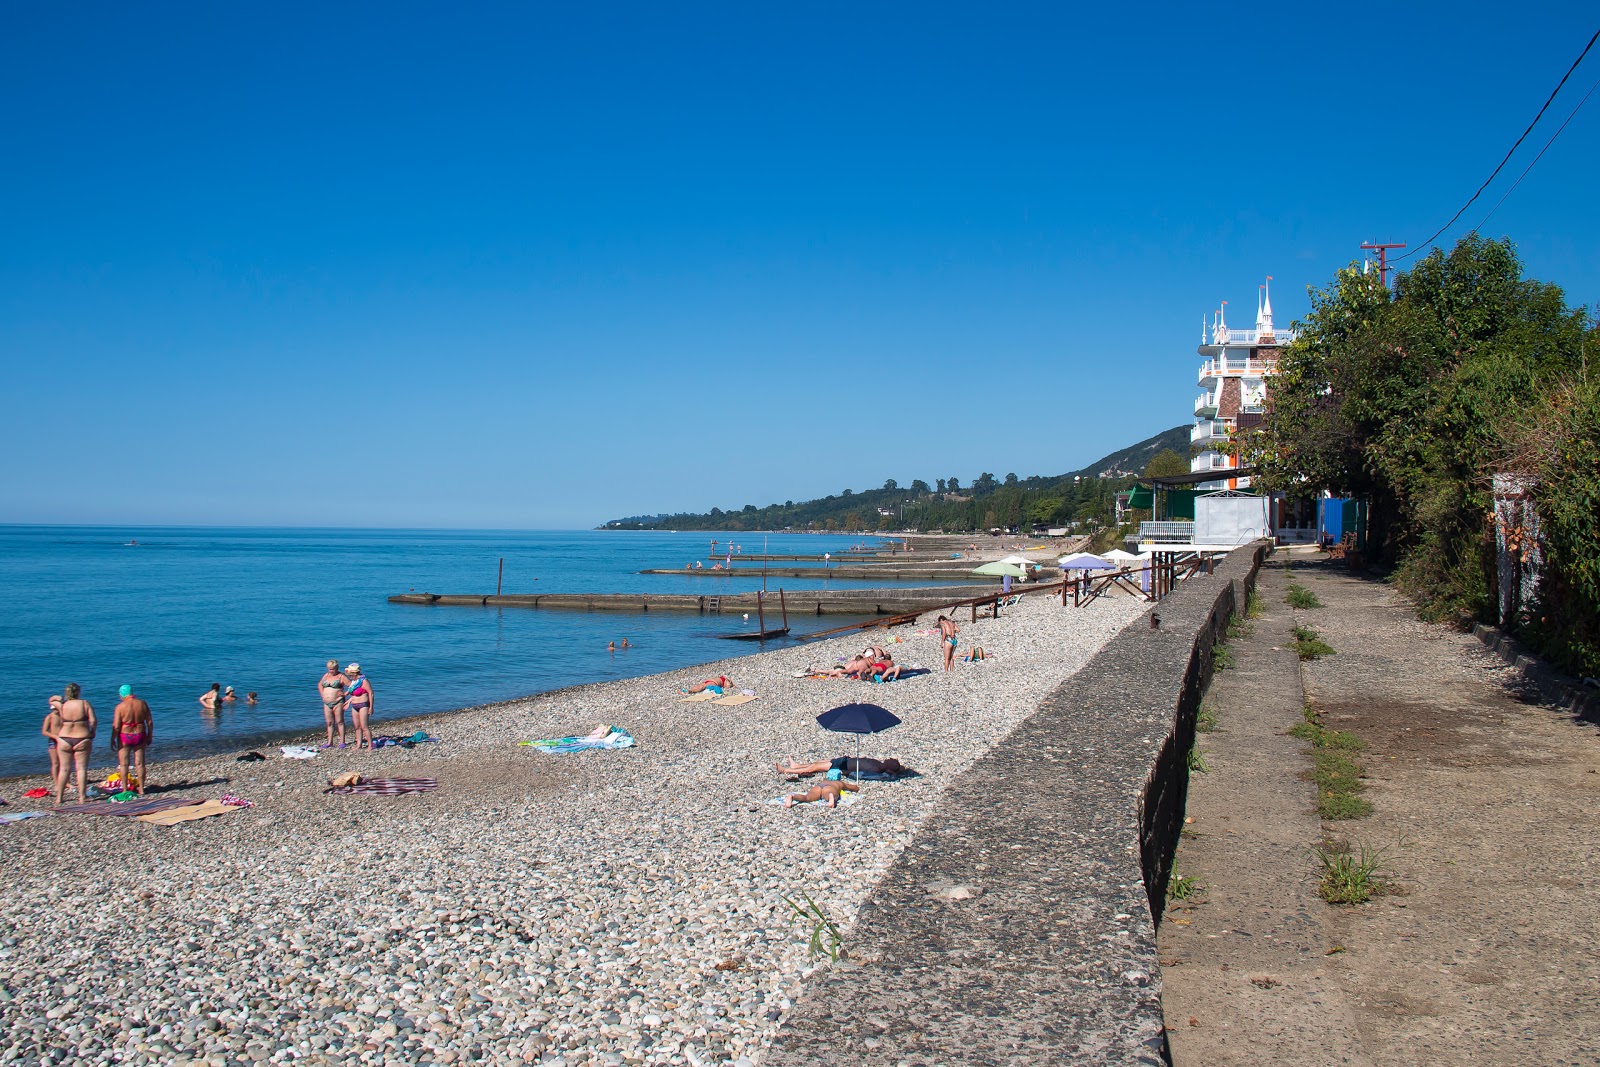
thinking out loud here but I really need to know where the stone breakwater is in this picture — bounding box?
[0,590,1146,1066]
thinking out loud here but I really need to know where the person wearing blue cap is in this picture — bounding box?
[111,684,153,795]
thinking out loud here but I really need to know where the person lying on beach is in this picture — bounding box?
[783,780,860,808]
[199,683,223,711]
[816,655,874,679]
[775,756,913,780]
[53,683,96,805]
[111,684,153,795]
[683,676,731,694]
[42,695,62,783]
[872,658,904,682]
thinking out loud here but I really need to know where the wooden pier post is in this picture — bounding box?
[757,590,766,637]
[497,558,503,596]
[779,588,789,629]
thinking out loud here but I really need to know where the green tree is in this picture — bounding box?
[911,479,931,494]
[1143,449,1189,479]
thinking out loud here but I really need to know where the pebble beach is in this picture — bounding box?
[0,590,1147,1067]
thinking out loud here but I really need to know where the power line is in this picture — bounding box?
[1395,26,1600,263]
[1474,69,1600,232]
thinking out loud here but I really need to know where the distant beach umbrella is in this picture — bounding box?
[971,561,1029,578]
[816,703,902,780]
[1058,553,1114,571]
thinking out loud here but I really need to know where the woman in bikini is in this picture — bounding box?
[111,684,153,796]
[52,683,96,805]
[938,615,960,672]
[318,660,348,748]
[344,663,375,751]
[42,695,63,783]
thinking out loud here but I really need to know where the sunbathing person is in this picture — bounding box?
[820,655,874,679]
[783,780,861,808]
[872,657,904,682]
[775,756,913,780]
[684,675,731,694]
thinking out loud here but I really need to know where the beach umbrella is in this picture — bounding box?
[972,561,1030,578]
[1058,552,1115,570]
[816,703,902,781]
[998,554,1035,566]
[1103,549,1140,563]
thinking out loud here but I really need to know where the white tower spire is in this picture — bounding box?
[1259,276,1275,338]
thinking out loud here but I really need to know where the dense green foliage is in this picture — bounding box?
[1251,235,1599,673]
[606,425,1188,534]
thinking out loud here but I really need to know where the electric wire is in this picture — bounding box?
[1473,69,1600,233]
[1394,26,1600,262]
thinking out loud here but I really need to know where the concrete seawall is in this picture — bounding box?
[765,542,1268,1065]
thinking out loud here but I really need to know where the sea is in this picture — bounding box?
[0,526,966,778]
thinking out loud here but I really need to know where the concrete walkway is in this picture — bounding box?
[1162,548,1600,1065]
[1159,554,1372,1065]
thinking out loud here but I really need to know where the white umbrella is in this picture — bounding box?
[1059,552,1115,571]
[1103,549,1140,563]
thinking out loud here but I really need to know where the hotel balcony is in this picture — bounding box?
[1194,392,1217,417]
[1190,451,1236,473]
[1191,419,1231,445]
[1197,353,1281,385]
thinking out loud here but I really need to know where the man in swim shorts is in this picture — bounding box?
[111,684,154,795]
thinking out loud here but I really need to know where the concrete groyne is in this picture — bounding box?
[388,584,1006,616]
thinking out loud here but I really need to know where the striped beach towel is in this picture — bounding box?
[324,778,439,796]
[136,799,242,826]
[54,797,205,817]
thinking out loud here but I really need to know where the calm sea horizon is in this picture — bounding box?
[0,526,960,778]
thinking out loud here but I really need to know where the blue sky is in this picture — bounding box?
[4,2,1597,528]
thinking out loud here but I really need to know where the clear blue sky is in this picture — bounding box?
[4,3,1597,528]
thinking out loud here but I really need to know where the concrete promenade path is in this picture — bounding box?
[1162,549,1600,1066]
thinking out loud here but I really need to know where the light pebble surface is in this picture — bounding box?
[0,590,1146,1066]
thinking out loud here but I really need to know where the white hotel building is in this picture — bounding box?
[1192,278,1294,490]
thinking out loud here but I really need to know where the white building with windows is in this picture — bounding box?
[1192,278,1295,490]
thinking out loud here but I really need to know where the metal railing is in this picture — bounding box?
[1140,521,1195,543]
[1194,392,1216,414]
[1191,420,1230,443]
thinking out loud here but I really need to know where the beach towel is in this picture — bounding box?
[711,694,757,706]
[23,788,50,799]
[868,667,932,683]
[766,791,860,808]
[220,793,254,808]
[54,796,204,818]
[0,811,51,824]
[521,729,635,754]
[372,732,439,749]
[280,745,318,759]
[679,691,717,703]
[136,799,242,826]
[324,777,439,796]
[853,769,924,782]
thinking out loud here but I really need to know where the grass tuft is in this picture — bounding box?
[1290,626,1336,660]
[1167,873,1203,902]
[1286,584,1323,609]
[1186,747,1210,774]
[1196,703,1220,733]
[1311,840,1395,904]
[782,891,844,962]
[1212,643,1234,670]
[1292,704,1371,820]
[1247,589,1265,618]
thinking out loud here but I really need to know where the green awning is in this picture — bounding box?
[1127,487,1154,509]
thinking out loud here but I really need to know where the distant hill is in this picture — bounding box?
[602,424,1189,533]
[1065,424,1190,480]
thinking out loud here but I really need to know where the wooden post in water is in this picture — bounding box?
[497,558,504,596]
[779,588,789,629]
[757,590,766,637]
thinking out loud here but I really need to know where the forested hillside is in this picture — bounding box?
[604,425,1189,533]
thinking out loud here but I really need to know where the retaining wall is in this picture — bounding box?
[765,541,1268,1066]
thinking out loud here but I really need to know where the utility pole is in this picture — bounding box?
[1360,242,1406,288]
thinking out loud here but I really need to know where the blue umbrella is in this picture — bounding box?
[816,703,902,780]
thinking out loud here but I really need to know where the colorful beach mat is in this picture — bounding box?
[324,778,439,796]
[53,796,205,818]
[711,693,758,706]
[679,691,718,703]
[520,728,635,754]
[0,811,52,825]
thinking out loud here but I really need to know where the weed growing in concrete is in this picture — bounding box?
[1212,643,1234,670]
[1286,584,1323,609]
[1290,626,1336,660]
[1167,873,1203,902]
[1247,589,1265,618]
[1196,703,1220,733]
[1291,705,1372,820]
[1227,612,1251,640]
[1311,840,1394,904]
[1186,747,1210,774]
[782,890,843,962]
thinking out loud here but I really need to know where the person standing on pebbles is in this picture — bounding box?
[110,684,153,795]
[52,683,96,805]
[345,663,375,750]
[318,659,348,748]
[938,614,960,672]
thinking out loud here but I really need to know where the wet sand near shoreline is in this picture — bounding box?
[0,587,1144,1067]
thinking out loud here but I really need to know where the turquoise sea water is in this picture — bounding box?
[0,527,958,777]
